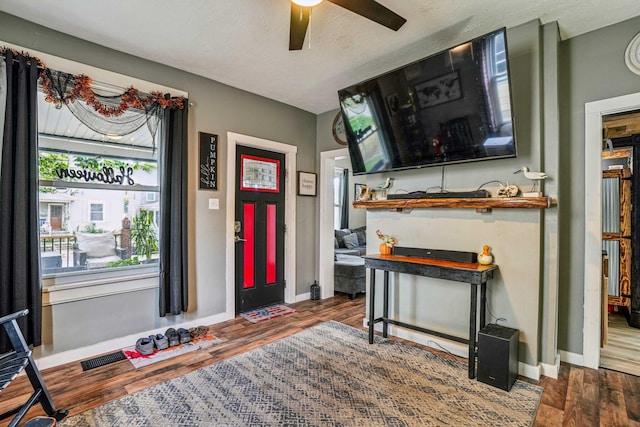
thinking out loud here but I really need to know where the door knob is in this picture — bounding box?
[234,235,247,243]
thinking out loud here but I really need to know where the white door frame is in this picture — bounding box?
[583,92,640,369]
[225,132,297,316]
[319,148,349,299]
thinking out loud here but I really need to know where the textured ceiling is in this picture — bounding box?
[2,0,640,114]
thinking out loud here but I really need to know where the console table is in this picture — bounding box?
[364,253,498,379]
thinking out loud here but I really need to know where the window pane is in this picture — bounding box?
[90,203,104,221]
[39,152,159,275]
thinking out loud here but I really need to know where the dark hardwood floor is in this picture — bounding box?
[1,294,639,426]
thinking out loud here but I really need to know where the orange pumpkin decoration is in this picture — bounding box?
[379,243,392,255]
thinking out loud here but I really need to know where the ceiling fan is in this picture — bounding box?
[289,0,406,50]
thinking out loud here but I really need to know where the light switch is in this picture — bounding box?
[208,198,219,210]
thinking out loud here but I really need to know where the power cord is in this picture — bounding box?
[476,180,504,191]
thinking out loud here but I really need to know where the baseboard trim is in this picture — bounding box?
[34,311,233,370]
[559,350,584,366]
[363,318,540,380]
[540,353,561,379]
[296,292,311,302]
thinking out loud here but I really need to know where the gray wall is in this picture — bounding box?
[0,11,317,356]
[318,21,553,367]
[558,15,640,354]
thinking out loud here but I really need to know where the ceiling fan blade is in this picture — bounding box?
[289,3,311,50]
[327,0,406,31]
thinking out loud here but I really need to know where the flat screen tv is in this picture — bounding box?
[338,28,517,175]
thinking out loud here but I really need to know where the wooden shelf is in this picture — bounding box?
[353,197,554,211]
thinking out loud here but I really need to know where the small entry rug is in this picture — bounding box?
[61,321,542,426]
[123,332,222,369]
[239,304,297,323]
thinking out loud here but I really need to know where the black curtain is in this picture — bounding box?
[0,52,42,353]
[339,169,349,229]
[158,103,189,316]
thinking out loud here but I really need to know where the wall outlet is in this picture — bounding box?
[208,198,219,210]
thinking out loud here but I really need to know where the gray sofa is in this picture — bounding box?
[334,226,366,256]
[334,226,366,298]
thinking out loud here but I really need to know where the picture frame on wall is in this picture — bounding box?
[297,171,317,196]
[415,70,462,108]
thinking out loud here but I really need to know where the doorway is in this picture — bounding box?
[49,204,63,230]
[583,91,640,370]
[225,133,297,318]
[318,148,349,299]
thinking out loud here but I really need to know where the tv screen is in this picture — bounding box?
[338,28,517,175]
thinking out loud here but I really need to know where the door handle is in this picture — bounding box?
[234,235,247,243]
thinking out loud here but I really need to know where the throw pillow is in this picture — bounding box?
[334,237,339,249]
[353,226,366,246]
[335,229,351,248]
[342,232,359,249]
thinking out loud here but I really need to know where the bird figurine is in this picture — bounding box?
[377,177,394,190]
[513,166,547,192]
[478,245,493,265]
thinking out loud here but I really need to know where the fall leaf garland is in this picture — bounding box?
[2,46,185,116]
[40,73,185,117]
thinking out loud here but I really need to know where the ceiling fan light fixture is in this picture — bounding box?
[291,0,323,7]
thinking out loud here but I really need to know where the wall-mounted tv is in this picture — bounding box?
[338,28,517,175]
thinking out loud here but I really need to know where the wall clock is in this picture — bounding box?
[625,31,640,76]
[332,112,347,145]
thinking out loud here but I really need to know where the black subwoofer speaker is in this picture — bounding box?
[477,324,519,391]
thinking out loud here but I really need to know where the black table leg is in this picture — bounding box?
[383,270,389,338]
[480,282,487,330]
[368,268,376,344]
[469,283,478,379]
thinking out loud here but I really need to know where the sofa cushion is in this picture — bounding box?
[76,232,117,258]
[352,226,366,246]
[343,232,359,249]
[334,229,351,248]
[335,248,361,256]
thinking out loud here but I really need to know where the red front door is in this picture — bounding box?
[235,145,285,314]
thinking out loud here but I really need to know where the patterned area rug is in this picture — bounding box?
[60,321,543,426]
[122,332,222,369]
[239,304,297,323]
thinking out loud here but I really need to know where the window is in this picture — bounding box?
[333,168,346,230]
[489,32,512,126]
[38,90,160,277]
[89,202,104,222]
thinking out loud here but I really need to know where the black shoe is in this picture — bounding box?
[165,328,179,347]
[177,328,191,344]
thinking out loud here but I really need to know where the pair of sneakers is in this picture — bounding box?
[135,333,169,355]
[165,328,191,346]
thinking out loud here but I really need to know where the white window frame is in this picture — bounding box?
[88,201,105,222]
